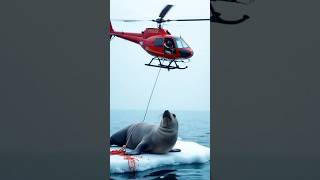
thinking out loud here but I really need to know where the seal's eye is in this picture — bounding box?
[173,114,176,118]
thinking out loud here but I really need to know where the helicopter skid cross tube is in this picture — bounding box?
[145,57,188,70]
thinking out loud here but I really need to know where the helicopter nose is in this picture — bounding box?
[179,49,193,58]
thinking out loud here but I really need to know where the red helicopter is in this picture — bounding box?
[110,4,210,70]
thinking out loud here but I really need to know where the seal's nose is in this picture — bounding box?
[163,110,170,118]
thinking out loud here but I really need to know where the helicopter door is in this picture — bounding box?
[164,38,175,54]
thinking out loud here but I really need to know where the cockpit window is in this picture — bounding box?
[154,38,164,47]
[174,37,190,48]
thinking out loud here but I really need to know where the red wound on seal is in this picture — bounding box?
[110,148,138,171]
[110,148,126,155]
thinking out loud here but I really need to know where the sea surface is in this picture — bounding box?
[110,109,211,180]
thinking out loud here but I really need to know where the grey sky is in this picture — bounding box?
[110,0,210,111]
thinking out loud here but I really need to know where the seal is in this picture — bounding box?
[110,110,181,155]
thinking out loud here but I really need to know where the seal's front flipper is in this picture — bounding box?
[169,149,181,152]
[125,141,148,155]
[125,150,140,155]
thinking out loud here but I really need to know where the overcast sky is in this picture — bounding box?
[110,0,210,111]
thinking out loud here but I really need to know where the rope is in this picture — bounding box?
[143,67,162,121]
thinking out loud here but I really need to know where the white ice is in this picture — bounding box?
[110,140,210,173]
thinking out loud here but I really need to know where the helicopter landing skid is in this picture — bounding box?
[145,57,188,70]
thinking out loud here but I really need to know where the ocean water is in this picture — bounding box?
[110,109,211,180]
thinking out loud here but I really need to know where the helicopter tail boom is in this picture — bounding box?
[109,22,143,44]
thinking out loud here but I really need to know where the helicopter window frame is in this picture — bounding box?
[174,37,190,48]
[180,38,190,48]
[175,38,183,48]
[154,38,164,47]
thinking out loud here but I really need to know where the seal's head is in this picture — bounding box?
[160,110,178,129]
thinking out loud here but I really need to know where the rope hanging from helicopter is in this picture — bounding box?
[143,67,161,121]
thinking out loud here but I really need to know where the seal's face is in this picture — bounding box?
[161,110,178,129]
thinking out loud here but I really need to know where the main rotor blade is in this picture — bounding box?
[158,4,174,19]
[166,19,210,22]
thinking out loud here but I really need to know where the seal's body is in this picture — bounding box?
[110,110,180,155]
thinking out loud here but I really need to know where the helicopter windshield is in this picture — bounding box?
[174,37,190,48]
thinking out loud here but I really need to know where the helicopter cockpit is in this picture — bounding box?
[163,36,190,55]
[173,37,190,49]
[163,36,193,59]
